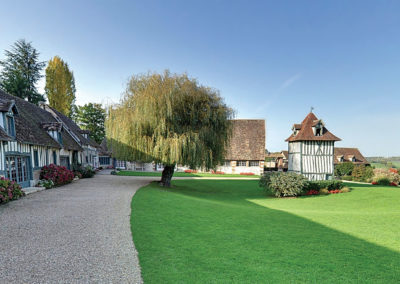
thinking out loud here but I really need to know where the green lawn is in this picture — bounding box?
[118,170,259,178]
[131,180,400,283]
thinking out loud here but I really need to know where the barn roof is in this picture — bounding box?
[225,119,265,161]
[0,90,83,151]
[285,112,341,142]
[334,147,369,165]
[48,106,100,148]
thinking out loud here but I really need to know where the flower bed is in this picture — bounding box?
[0,177,25,204]
[184,169,198,173]
[40,164,74,187]
[240,172,255,176]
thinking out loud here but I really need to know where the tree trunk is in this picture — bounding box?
[160,164,175,187]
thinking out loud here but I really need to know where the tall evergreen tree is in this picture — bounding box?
[76,103,106,144]
[106,71,234,186]
[45,56,76,116]
[0,39,45,104]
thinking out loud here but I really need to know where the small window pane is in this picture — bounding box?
[237,161,247,167]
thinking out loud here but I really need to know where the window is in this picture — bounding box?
[237,161,247,167]
[86,155,88,163]
[6,115,15,137]
[224,160,231,167]
[99,157,110,165]
[249,161,259,167]
[34,150,39,168]
[46,149,49,165]
[53,151,57,165]
[57,131,63,145]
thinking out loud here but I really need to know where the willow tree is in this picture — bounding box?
[106,71,234,186]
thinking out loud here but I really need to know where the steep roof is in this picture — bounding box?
[225,119,265,161]
[99,138,111,156]
[281,151,289,159]
[286,112,341,142]
[48,106,100,148]
[334,147,369,165]
[0,89,82,150]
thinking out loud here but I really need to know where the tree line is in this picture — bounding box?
[0,39,105,144]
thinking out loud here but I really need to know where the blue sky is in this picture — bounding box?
[1,0,399,156]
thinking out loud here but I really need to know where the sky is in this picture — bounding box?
[0,0,399,156]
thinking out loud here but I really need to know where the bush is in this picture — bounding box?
[304,180,344,191]
[259,172,308,197]
[376,177,391,186]
[73,164,96,178]
[341,186,351,193]
[37,179,54,189]
[0,177,25,204]
[373,168,400,184]
[334,162,355,177]
[352,165,374,182]
[40,164,74,186]
[341,175,353,181]
[319,188,330,195]
[111,170,118,175]
[74,171,82,179]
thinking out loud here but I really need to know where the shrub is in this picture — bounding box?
[319,188,330,195]
[341,187,351,193]
[373,168,400,184]
[305,190,319,196]
[0,177,25,204]
[260,172,308,197]
[376,177,391,186]
[341,176,353,181]
[37,179,54,189]
[352,165,374,182]
[74,171,82,179]
[40,164,74,186]
[304,180,344,191]
[334,162,355,177]
[390,182,398,187]
[73,164,96,178]
[111,170,117,175]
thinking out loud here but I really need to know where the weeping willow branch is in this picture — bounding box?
[105,70,234,181]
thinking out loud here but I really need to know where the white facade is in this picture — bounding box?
[288,140,335,180]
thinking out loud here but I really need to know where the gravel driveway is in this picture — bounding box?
[0,172,152,283]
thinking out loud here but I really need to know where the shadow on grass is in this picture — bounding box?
[132,180,400,283]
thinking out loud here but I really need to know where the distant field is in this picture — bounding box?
[117,170,260,178]
[370,161,400,169]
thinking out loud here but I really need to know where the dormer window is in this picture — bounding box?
[41,122,63,145]
[6,114,15,137]
[337,155,344,162]
[312,120,324,136]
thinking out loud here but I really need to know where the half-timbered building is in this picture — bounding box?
[286,112,341,180]
[0,90,84,187]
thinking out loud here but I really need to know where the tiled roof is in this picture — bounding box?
[334,147,369,165]
[0,98,15,112]
[48,107,100,148]
[0,89,82,150]
[98,138,111,156]
[286,112,341,142]
[225,119,265,161]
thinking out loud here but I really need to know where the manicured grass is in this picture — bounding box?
[118,170,259,178]
[131,180,400,283]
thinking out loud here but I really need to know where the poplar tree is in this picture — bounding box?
[0,39,45,104]
[45,56,76,116]
[106,71,234,186]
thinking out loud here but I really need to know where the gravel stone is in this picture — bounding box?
[0,171,151,284]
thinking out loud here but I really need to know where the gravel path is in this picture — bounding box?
[0,172,152,283]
